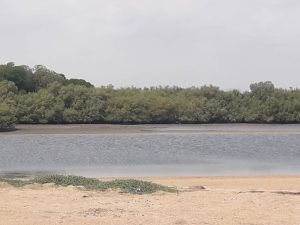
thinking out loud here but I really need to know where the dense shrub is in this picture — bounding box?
[1,62,300,125]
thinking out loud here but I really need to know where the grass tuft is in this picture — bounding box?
[106,179,177,194]
[0,178,31,187]
[0,175,177,194]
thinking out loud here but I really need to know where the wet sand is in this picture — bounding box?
[0,176,299,225]
[4,123,300,134]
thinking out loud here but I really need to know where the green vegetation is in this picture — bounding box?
[0,177,31,187]
[0,102,16,131]
[1,62,300,128]
[0,175,177,194]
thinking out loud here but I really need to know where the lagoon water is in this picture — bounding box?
[0,125,300,177]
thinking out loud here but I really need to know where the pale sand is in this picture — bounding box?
[0,176,300,225]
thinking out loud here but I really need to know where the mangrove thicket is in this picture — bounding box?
[1,62,300,130]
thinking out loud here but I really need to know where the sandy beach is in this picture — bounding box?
[0,176,299,225]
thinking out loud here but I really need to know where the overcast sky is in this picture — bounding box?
[1,0,300,90]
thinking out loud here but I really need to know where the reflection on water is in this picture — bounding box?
[0,127,300,177]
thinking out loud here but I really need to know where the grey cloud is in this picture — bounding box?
[1,0,300,90]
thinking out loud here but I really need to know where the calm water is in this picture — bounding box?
[1,125,300,177]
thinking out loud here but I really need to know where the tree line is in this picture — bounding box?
[1,62,300,130]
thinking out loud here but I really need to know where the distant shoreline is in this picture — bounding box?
[2,123,300,134]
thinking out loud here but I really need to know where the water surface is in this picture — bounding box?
[1,125,300,177]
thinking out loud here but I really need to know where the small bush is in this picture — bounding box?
[0,175,177,194]
[106,179,177,194]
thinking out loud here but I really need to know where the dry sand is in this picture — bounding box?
[0,176,299,225]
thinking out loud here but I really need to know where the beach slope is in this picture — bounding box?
[0,176,299,225]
